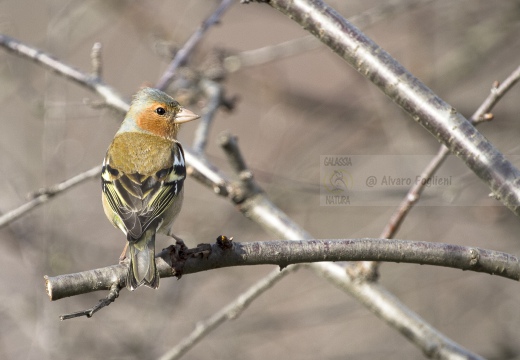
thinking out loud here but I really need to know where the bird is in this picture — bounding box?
[101,87,199,290]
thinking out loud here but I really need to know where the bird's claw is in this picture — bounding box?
[165,241,212,279]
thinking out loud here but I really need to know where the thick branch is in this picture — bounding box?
[265,0,520,216]
[45,238,520,301]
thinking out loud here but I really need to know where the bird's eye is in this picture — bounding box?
[155,107,166,115]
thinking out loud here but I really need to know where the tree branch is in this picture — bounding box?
[0,34,129,112]
[45,238,520,301]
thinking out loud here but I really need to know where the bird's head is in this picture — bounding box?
[121,87,200,140]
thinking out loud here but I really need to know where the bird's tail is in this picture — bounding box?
[127,229,159,290]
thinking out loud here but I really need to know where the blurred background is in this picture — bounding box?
[1,1,520,359]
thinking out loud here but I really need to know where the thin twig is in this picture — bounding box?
[0,165,102,228]
[218,131,261,203]
[155,0,234,91]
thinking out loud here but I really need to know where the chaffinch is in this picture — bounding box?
[101,88,199,290]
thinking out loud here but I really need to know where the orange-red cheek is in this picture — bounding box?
[136,110,169,138]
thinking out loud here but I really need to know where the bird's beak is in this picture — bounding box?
[174,108,200,124]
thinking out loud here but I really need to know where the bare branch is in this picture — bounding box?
[0,35,129,113]
[155,0,234,91]
[264,0,520,216]
[45,238,520,301]
[0,165,102,228]
[184,149,231,196]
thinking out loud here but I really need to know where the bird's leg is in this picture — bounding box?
[164,231,212,279]
[118,243,129,263]
[165,232,187,279]
[168,231,211,258]
[169,232,187,249]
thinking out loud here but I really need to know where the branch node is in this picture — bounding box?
[28,187,55,199]
[213,183,229,196]
[216,235,233,250]
[468,248,480,267]
[482,112,494,122]
[491,80,500,93]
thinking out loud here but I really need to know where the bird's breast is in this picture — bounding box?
[107,132,176,175]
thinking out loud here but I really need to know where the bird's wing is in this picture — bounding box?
[102,143,186,241]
